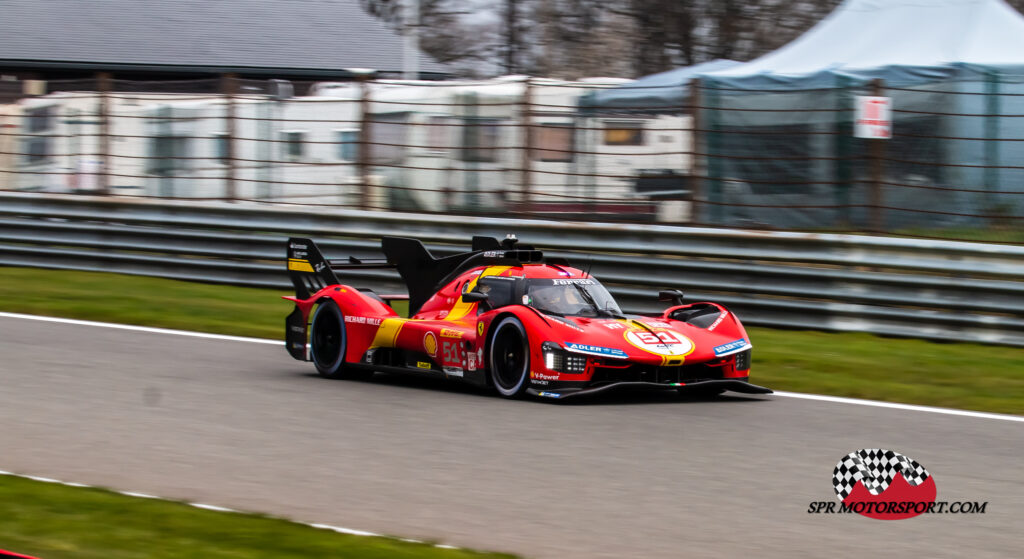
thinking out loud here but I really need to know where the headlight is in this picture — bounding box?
[735,349,751,371]
[542,342,587,374]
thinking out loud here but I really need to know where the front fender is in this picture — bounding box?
[477,305,557,384]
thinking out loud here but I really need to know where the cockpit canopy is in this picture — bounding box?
[470,275,623,318]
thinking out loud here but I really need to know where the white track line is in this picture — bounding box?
[772,391,1024,423]
[0,312,281,345]
[3,312,1021,423]
[0,469,458,550]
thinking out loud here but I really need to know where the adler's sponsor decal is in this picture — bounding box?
[564,342,628,359]
[713,338,748,356]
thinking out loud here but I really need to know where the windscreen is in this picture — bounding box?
[525,278,623,317]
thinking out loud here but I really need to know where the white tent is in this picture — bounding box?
[708,0,1024,85]
[695,0,1024,230]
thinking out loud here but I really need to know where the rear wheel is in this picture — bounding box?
[489,316,531,398]
[310,301,371,380]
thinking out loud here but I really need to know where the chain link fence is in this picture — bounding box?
[1,73,1022,242]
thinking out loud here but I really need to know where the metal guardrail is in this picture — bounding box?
[1,192,1023,347]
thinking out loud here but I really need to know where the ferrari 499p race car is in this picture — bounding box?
[283,235,771,400]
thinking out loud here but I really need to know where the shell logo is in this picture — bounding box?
[423,332,438,357]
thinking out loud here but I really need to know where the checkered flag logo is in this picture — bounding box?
[833,449,931,500]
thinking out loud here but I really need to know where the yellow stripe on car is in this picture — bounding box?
[371,317,407,348]
[445,266,513,321]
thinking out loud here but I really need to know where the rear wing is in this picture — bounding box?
[286,238,396,299]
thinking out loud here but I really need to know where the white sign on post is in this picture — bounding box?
[855,96,891,139]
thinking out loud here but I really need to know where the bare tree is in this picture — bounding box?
[359,0,498,76]
[356,0,878,79]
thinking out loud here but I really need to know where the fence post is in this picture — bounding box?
[706,80,722,225]
[835,74,853,227]
[358,75,372,210]
[983,69,1001,215]
[519,77,533,215]
[687,78,702,225]
[868,78,886,232]
[96,72,112,195]
[221,73,238,201]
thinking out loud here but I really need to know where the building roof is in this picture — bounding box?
[0,0,450,78]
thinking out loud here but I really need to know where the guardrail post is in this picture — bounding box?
[96,72,112,196]
[688,78,702,224]
[221,73,238,202]
[868,78,886,232]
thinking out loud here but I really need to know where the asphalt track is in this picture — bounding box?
[1,315,1021,558]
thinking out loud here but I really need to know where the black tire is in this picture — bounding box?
[489,316,531,398]
[310,300,370,380]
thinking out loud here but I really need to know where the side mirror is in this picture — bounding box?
[462,291,489,303]
[659,289,684,306]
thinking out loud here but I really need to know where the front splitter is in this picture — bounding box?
[526,378,773,400]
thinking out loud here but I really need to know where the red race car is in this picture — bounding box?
[283,235,770,400]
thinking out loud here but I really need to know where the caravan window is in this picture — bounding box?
[368,113,408,164]
[281,131,306,159]
[23,136,51,164]
[604,121,644,146]
[461,118,500,162]
[213,133,230,164]
[536,123,573,162]
[25,106,54,133]
[427,116,454,151]
[147,135,189,174]
[336,129,359,161]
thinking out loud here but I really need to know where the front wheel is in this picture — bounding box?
[489,316,531,398]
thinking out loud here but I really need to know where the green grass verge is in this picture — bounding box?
[1,266,1021,414]
[0,475,512,559]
